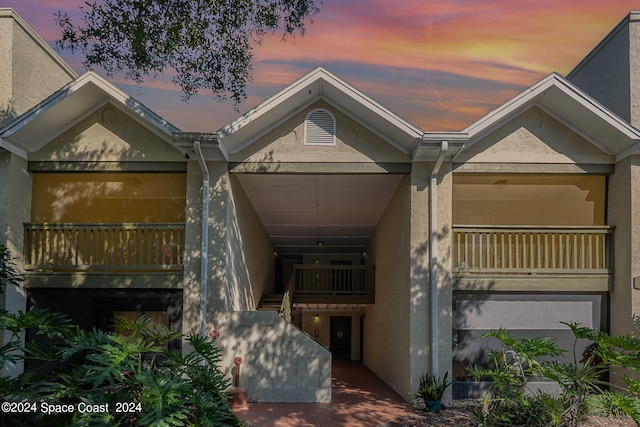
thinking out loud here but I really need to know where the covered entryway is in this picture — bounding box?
[235,172,403,362]
[201,67,459,402]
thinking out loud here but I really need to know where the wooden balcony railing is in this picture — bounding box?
[293,265,375,297]
[453,225,614,275]
[24,223,185,272]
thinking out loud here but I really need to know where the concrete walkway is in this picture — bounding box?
[235,361,410,427]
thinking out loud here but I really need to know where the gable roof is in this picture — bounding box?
[0,72,181,158]
[218,66,426,156]
[461,73,640,162]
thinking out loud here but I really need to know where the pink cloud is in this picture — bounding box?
[4,0,640,131]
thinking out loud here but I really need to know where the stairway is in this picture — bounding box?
[257,294,284,311]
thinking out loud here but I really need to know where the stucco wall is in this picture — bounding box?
[214,311,332,402]
[630,18,640,129]
[10,17,74,120]
[300,310,363,361]
[182,163,205,336]
[182,161,230,336]
[0,150,30,376]
[568,19,631,125]
[30,172,186,222]
[365,174,411,399]
[436,163,454,390]
[608,155,640,338]
[364,164,453,400]
[0,19,12,124]
[0,151,9,244]
[231,100,410,164]
[456,108,612,165]
[32,104,184,162]
[453,174,606,226]
[0,11,74,126]
[205,163,231,317]
[226,175,275,310]
[0,151,30,284]
[408,164,433,397]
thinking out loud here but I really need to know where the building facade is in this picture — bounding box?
[2,8,640,402]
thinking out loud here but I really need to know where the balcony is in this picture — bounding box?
[293,265,375,303]
[23,223,185,288]
[277,265,375,320]
[452,225,614,291]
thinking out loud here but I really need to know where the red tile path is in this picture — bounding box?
[235,361,410,427]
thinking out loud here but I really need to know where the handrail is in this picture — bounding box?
[277,265,376,319]
[293,265,375,295]
[453,225,613,274]
[279,272,296,322]
[24,222,185,272]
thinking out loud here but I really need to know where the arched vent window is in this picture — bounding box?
[305,109,336,145]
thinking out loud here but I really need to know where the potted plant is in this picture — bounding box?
[411,371,452,412]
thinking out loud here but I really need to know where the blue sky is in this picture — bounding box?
[5,0,640,132]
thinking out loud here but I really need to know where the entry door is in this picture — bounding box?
[330,316,352,360]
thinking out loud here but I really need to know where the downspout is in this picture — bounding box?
[194,141,210,337]
[429,140,448,376]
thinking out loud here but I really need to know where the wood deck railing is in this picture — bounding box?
[453,225,613,275]
[293,265,375,296]
[24,223,185,272]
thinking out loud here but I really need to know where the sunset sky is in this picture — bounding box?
[4,0,640,132]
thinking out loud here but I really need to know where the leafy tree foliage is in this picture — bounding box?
[0,312,243,426]
[0,244,21,293]
[469,324,640,427]
[56,0,320,103]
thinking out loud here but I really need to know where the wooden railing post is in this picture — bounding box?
[453,225,614,275]
[24,223,185,272]
[291,264,375,301]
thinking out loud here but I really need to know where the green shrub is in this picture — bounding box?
[585,391,640,420]
[0,311,244,427]
[473,393,561,427]
[411,371,451,403]
[0,245,243,427]
[0,244,21,292]
[468,327,611,427]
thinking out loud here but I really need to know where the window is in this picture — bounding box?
[305,109,336,145]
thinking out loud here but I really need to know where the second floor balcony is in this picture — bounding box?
[292,264,375,303]
[277,264,375,321]
[452,225,614,291]
[24,223,185,273]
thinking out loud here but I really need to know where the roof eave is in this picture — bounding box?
[0,72,181,154]
[413,132,468,161]
[172,132,226,161]
[218,66,424,156]
[462,73,640,157]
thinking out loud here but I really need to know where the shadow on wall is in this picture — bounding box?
[183,167,229,336]
[214,311,332,403]
[0,100,16,127]
[409,225,496,394]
